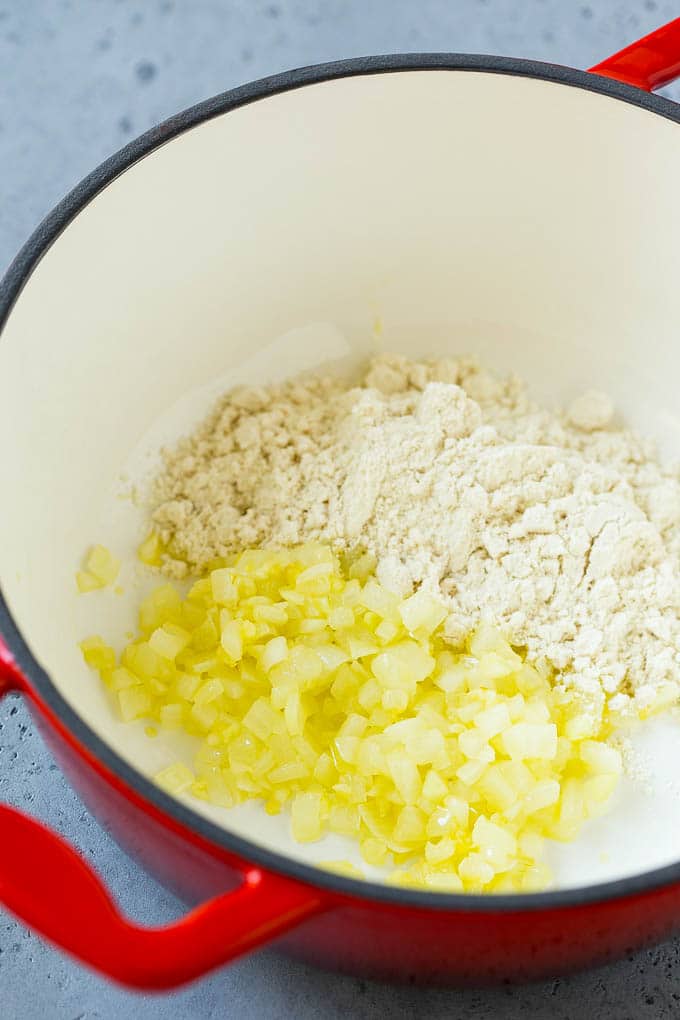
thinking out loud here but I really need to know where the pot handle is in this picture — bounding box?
[0,647,330,989]
[589,16,680,91]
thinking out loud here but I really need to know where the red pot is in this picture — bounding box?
[2,19,680,990]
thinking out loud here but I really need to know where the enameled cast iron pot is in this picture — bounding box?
[2,19,680,991]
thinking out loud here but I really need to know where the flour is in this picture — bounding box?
[153,354,680,716]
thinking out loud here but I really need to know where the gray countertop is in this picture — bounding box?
[2,2,680,1017]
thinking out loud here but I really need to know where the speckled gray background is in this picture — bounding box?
[2,2,680,1017]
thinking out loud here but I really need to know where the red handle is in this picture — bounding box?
[589,17,680,92]
[0,645,329,989]
[0,636,25,696]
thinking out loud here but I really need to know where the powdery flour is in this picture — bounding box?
[153,354,680,718]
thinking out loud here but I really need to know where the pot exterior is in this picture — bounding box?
[2,33,680,986]
[29,696,680,985]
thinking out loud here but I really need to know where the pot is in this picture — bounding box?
[1,18,680,991]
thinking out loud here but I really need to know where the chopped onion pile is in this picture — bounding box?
[81,543,623,892]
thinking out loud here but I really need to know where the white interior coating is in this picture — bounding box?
[1,69,680,890]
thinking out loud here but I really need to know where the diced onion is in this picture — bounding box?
[81,542,628,893]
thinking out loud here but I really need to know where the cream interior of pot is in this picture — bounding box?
[1,68,680,890]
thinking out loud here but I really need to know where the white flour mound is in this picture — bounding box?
[154,354,680,717]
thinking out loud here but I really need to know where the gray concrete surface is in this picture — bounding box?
[2,2,680,1017]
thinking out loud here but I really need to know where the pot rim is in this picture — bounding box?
[2,52,680,914]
